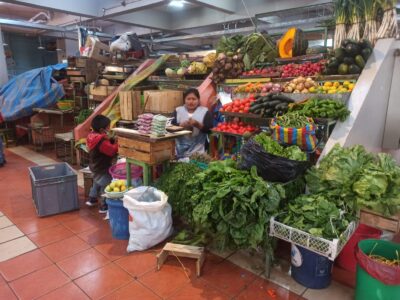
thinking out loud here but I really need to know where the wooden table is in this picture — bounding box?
[32,108,74,128]
[112,128,191,186]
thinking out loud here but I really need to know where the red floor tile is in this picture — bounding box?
[115,251,157,277]
[138,262,194,298]
[9,265,70,300]
[236,278,302,300]
[41,235,91,262]
[201,259,257,297]
[62,217,97,234]
[78,226,113,246]
[74,263,133,300]
[0,284,17,300]
[102,281,161,300]
[57,248,110,279]
[5,207,37,224]
[167,278,230,300]
[16,217,59,235]
[28,224,74,247]
[94,239,129,261]
[37,282,90,300]
[0,249,52,282]
[51,209,92,223]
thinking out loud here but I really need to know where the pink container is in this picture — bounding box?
[336,224,382,272]
[109,163,143,180]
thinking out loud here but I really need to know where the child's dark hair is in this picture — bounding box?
[183,88,200,100]
[91,115,111,132]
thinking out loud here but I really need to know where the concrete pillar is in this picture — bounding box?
[0,26,8,86]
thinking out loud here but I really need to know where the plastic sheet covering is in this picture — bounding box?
[239,139,310,183]
[0,64,66,122]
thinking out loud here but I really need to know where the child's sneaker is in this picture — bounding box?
[103,211,109,220]
[99,204,108,214]
[85,197,98,207]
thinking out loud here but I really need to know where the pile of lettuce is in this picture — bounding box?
[282,144,400,239]
[306,144,400,217]
[254,133,307,161]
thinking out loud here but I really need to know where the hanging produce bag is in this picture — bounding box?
[239,139,310,182]
[270,118,317,151]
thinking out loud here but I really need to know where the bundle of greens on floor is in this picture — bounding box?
[188,160,285,256]
[154,162,202,223]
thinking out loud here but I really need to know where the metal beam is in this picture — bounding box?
[100,0,166,18]
[0,18,66,31]
[2,0,99,17]
[107,10,172,31]
[185,0,237,14]
[152,16,331,43]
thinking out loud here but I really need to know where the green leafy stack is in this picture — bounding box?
[189,160,285,251]
[242,33,277,70]
[283,193,352,239]
[306,144,400,217]
[254,133,307,161]
[154,163,202,223]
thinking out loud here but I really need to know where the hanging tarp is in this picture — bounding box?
[0,63,66,122]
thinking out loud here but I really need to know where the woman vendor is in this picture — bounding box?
[172,88,213,158]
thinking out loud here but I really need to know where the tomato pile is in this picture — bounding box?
[281,62,325,78]
[219,95,256,113]
[213,121,258,135]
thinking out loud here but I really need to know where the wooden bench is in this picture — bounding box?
[157,243,205,277]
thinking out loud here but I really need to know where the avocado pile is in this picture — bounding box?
[324,39,373,75]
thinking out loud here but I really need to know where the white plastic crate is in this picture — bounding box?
[269,217,357,261]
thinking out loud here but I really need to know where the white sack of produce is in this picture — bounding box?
[123,187,172,252]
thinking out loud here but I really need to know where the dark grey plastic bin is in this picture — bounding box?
[29,163,79,217]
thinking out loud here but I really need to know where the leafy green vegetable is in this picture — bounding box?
[188,160,285,253]
[242,33,277,70]
[283,193,353,239]
[306,144,400,216]
[254,133,307,161]
[154,163,202,223]
[75,109,93,124]
[216,35,245,54]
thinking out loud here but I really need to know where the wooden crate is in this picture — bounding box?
[120,91,141,121]
[118,136,174,164]
[359,209,400,233]
[89,84,115,97]
[143,90,183,114]
[88,40,111,64]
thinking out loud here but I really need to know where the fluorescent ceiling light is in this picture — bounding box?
[169,0,185,8]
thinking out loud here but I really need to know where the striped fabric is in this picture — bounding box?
[270,118,317,151]
[0,64,66,122]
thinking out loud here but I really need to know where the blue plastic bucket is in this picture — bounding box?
[106,199,130,240]
[291,244,333,289]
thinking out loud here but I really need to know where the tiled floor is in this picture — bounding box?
[0,147,355,299]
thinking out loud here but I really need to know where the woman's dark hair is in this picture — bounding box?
[91,115,111,132]
[183,88,200,100]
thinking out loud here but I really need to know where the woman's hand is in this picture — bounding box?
[189,119,203,129]
[180,120,191,128]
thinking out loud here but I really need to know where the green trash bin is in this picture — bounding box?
[355,239,400,300]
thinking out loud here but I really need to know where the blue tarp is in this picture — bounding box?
[0,63,67,122]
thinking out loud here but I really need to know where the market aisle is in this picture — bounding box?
[0,149,307,300]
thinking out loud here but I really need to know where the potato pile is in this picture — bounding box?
[282,76,318,94]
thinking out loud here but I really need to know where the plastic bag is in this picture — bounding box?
[239,139,310,182]
[123,187,173,252]
[356,239,400,285]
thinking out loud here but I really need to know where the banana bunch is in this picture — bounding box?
[203,52,216,68]
[187,62,208,74]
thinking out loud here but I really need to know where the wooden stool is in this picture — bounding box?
[157,243,205,277]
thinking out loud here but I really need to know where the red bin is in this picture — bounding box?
[336,224,382,272]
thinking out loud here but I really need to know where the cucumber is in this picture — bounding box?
[355,55,365,68]
[271,94,295,103]
[265,100,282,108]
[275,103,289,110]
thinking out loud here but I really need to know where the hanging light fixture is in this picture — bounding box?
[37,36,44,50]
